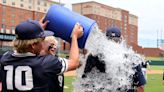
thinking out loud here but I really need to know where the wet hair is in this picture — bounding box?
[44,36,58,45]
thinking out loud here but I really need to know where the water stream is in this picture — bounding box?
[73,26,144,92]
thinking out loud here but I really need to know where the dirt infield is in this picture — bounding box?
[64,70,164,76]
[64,70,76,76]
[147,70,163,74]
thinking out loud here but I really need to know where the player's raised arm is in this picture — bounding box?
[67,23,83,71]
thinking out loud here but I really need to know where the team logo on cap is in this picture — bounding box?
[111,33,116,37]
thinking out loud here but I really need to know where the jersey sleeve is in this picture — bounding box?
[57,57,68,74]
[133,65,146,87]
[42,55,68,75]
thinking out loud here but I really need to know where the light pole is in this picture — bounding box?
[157,30,159,48]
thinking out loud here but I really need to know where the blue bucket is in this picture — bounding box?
[44,5,97,48]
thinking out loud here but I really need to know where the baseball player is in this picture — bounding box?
[41,36,65,92]
[82,27,146,92]
[0,19,83,92]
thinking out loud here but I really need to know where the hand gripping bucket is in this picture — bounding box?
[44,5,97,48]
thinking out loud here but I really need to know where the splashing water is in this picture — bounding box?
[73,26,144,92]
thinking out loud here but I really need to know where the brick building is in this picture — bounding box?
[0,0,71,54]
[72,1,138,46]
[72,1,164,57]
[0,0,163,57]
[132,43,164,57]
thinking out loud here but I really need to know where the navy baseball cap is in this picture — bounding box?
[106,27,121,38]
[15,20,54,40]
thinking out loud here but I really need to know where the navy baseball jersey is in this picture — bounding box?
[82,54,146,92]
[127,64,146,92]
[133,65,146,87]
[82,54,105,78]
[0,51,68,92]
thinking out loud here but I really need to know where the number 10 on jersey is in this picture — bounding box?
[4,65,33,91]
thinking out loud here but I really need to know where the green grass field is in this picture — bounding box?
[64,74,164,92]
[145,74,164,92]
[64,76,74,92]
[63,57,164,92]
[64,63,164,92]
[150,65,164,70]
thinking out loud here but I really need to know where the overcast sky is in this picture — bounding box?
[54,0,164,48]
